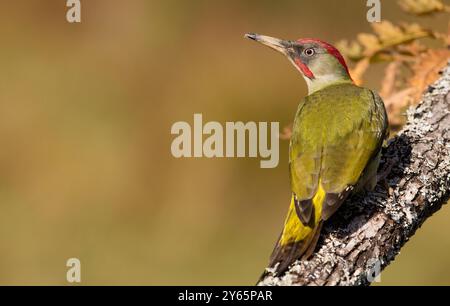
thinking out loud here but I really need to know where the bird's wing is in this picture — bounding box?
[289,87,387,223]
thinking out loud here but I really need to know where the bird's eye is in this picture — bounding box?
[304,48,315,56]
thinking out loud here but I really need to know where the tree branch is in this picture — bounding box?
[258,62,450,286]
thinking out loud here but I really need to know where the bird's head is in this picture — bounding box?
[245,33,353,94]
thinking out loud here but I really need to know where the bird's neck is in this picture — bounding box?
[304,74,353,95]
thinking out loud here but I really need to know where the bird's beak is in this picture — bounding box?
[245,33,291,55]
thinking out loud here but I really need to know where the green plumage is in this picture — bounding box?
[268,83,388,275]
[290,83,388,207]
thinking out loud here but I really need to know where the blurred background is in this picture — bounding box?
[0,0,448,285]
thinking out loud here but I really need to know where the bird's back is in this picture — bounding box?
[290,83,387,208]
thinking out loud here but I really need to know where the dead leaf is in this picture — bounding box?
[398,0,446,15]
[335,40,364,61]
[380,62,402,98]
[382,48,450,130]
[372,21,405,42]
[357,33,381,56]
[383,88,416,128]
[337,21,433,60]
[408,48,450,101]
[350,58,370,86]
[396,41,427,56]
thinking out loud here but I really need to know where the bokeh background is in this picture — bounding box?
[0,0,448,285]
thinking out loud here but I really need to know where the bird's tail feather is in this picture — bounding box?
[259,195,323,281]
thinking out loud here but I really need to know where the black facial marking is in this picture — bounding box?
[293,43,320,66]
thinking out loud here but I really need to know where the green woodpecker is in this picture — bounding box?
[245,33,388,275]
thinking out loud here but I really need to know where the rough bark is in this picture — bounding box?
[258,62,450,286]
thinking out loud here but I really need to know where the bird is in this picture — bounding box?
[245,33,388,277]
